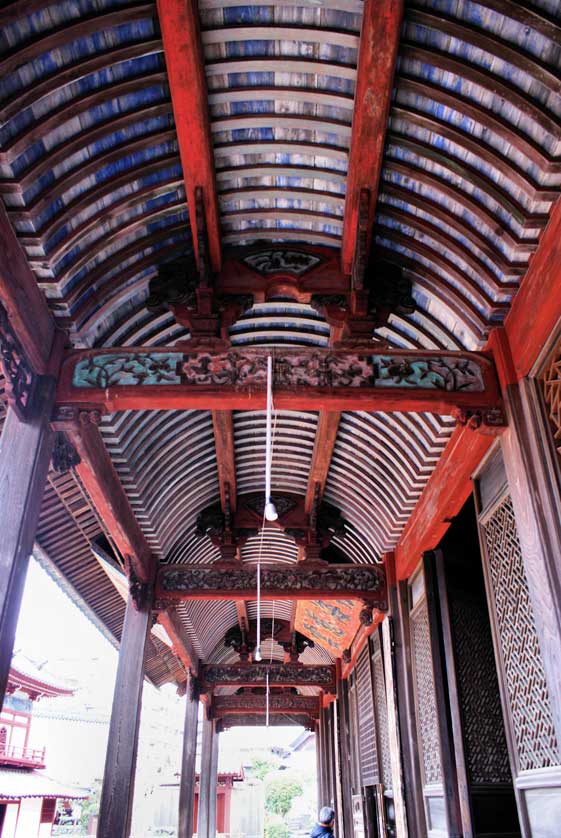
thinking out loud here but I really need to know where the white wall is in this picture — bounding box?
[15,798,41,838]
[2,803,19,838]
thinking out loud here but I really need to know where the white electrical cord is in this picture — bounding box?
[255,355,276,663]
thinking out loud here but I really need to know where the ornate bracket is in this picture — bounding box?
[0,302,37,421]
[196,491,348,561]
[127,558,153,611]
[453,406,507,434]
[51,431,81,473]
[280,631,315,663]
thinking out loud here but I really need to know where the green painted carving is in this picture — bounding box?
[73,352,183,388]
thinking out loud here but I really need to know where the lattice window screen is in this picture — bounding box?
[482,494,560,771]
[411,598,442,785]
[449,594,512,784]
[355,645,378,786]
[372,634,392,790]
[541,350,561,457]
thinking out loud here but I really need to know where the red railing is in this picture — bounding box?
[0,744,46,768]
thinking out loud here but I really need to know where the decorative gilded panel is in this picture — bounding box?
[411,600,442,785]
[483,495,560,771]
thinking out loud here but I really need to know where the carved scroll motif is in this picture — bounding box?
[71,349,488,393]
[243,250,322,276]
[158,563,386,605]
[0,302,37,420]
[73,352,182,388]
[213,694,320,714]
[202,664,336,690]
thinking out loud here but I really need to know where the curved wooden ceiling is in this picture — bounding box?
[2,0,561,683]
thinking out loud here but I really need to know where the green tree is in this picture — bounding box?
[265,777,303,817]
[251,756,280,780]
[78,778,101,832]
[265,821,290,838]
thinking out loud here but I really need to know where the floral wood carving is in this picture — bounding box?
[213,694,319,714]
[202,664,335,689]
[71,348,489,393]
[0,302,37,420]
[158,564,387,605]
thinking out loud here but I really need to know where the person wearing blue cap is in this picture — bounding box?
[310,806,335,837]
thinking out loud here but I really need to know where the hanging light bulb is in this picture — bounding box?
[254,647,262,662]
[264,500,278,521]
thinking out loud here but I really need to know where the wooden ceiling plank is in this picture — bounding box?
[341,0,404,275]
[156,0,221,271]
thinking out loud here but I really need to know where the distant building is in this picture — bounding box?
[0,658,89,837]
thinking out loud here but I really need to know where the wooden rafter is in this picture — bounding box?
[0,204,55,375]
[52,411,155,584]
[340,0,404,276]
[158,608,199,675]
[212,410,237,513]
[156,0,221,272]
[305,411,341,514]
[212,410,251,634]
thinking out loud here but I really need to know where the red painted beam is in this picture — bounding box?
[0,203,55,374]
[341,0,404,275]
[395,425,493,579]
[156,0,221,271]
[394,198,561,580]
[505,196,561,378]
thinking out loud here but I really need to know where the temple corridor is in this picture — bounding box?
[1,0,561,836]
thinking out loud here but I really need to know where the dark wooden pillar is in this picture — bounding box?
[178,675,199,838]
[0,379,55,706]
[424,551,463,838]
[315,719,323,806]
[197,714,215,838]
[336,679,354,836]
[391,580,426,837]
[208,722,219,838]
[97,592,152,838]
[318,708,329,808]
[381,616,409,837]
